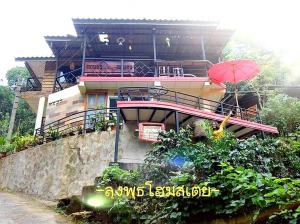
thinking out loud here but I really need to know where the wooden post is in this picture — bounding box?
[81,35,87,76]
[6,80,22,142]
[152,28,157,76]
[114,108,121,163]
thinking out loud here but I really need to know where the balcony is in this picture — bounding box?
[84,58,211,77]
[21,77,42,92]
[54,58,212,91]
[118,87,259,122]
[117,87,278,137]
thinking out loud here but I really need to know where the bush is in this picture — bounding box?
[260,94,300,136]
[47,127,62,141]
[0,136,6,146]
[94,127,300,224]
[12,135,36,151]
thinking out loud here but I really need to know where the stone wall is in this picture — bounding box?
[0,123,152,200]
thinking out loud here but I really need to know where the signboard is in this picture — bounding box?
[138,122,165,142]
[84,61,134,74]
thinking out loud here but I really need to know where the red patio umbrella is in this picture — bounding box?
[208,59,260,108]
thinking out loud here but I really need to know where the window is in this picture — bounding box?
[109,96,118,108]
[87,94,106,109]
[85,93,106,130]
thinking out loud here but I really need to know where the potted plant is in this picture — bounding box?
[47,127,62,142]
[108,115,117,131]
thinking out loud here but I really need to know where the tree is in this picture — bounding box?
[0,85,36,136]
[5,66,29,87]
[222,33,290,91]
[260,94,300,136]
[0,86,13,120]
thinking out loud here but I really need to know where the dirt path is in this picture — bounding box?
[0,191,74,224]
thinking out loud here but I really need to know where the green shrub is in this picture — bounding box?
[48,127,62,141]
[260,94,300,136]
[95,126,300,224]
[0,143,15,153]
[0,136,6,146]
[12,135,36,151]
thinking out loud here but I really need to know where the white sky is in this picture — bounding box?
[0,0,299,83]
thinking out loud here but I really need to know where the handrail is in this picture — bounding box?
[35,108,118,142]
[21,77,42,92]
[54,67,82,92]
[118,87,261,122]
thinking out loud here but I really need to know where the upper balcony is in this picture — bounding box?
[54,58,213,91]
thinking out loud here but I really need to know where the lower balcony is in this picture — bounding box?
[117,87,278,138]
[36,87,278,143]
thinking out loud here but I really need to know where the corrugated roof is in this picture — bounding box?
[15,56,56,61]
[44,35,79,41]
[72,18,222,31]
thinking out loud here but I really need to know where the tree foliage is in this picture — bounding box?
[260,94,300,136]
[5,66,29,87]
[0,66,36,138]
[222,33,290,91]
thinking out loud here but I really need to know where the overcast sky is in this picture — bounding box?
[0,0,299,83]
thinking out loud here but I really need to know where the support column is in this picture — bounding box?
[201,36,208,76]
[52,53,59,93]
[6,81,22,142]
[34,97,47,135]
[175,111,179,133]
[152,28,157,76]
[114,108,121,163]
[201,36,206,60]
[81,35,87,76]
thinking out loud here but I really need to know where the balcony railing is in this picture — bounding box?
[21,77,42,92]
[84,58,211,78]
[54,68,82,92]
[35,108,118,142]
[53,58,212,92]
[118,87,261,122]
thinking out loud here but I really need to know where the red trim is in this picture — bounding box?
[117,101,279,134]
[80,76,210,82]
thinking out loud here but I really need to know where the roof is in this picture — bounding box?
[44,18,234,62]
[72,18,221,30]
[17,18,234,64]
[15,56,56,61]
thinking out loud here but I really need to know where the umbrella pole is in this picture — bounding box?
[234,83,240,116]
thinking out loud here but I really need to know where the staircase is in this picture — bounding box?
[41,72,55,93]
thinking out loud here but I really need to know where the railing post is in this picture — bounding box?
[57,120,59,133]
[121,59,124,77]
[175,92,178,104]
[198,97,201,109]
[240,108,243,119]
[114,108,121,163]
[81,35,87,76]
[175,111,179,133]
[83,111,87,133]
[257,113,263,124]
[152,28,158,77]
[221,103,224,115]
